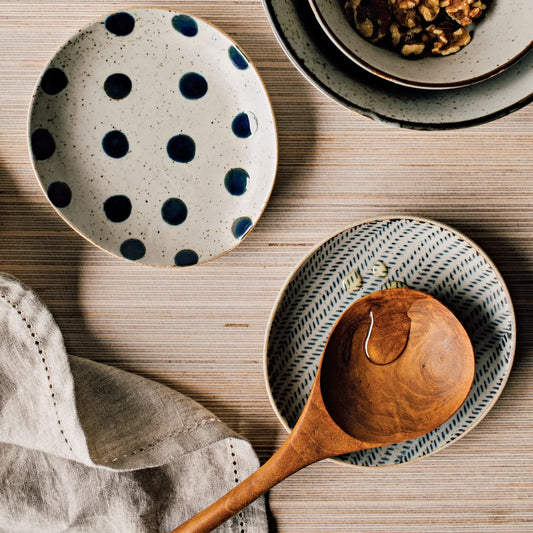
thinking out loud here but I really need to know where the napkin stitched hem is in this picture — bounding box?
[0,272,268,532]
[101,417,219,465]
[0,289,74,454]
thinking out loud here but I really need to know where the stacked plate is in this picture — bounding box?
[262,0,533,129]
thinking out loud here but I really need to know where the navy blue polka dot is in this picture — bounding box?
[102,130,129,158]
[228,46,248,70]
[105,12,135,36]
[31,128,56,160]
[41,68,68,95]
[232,113,254,138]
[104,73,132,99]
[174,249,199,267]
[167,134,195,163]
[162,198,187,225]
[179,73,208,100]
[232,217,253,239]
[120,238,145,261]
[104,195,132,222]
[47,181,72,208]
[224,168,249,196]
[172,14,198,37]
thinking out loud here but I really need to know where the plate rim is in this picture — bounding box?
[263,215,517,468]
[27,7,279,268]
[261,0,533,130]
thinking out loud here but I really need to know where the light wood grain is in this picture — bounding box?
[1,1,532,532]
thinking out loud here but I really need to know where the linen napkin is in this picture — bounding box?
[0,272,268,532]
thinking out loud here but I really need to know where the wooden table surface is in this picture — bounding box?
[1,1,532,531]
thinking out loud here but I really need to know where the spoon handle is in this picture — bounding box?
[170,436,315,533]
[170,373,367,532]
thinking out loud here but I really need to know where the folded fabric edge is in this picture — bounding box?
[69,354,247,473]
[0,272,92,462]
[0,272,261,476]
[0,272,269,531]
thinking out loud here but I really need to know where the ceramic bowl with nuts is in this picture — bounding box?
[308,0,533,89]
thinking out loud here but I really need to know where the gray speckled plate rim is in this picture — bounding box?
[263,215,517,469]
[261,0,533,130]
[308,0,533,90]
[26,7,279,268]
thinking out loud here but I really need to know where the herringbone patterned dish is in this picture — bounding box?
[265,217,515,467]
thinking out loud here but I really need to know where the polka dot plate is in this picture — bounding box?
[28,9,277,266]
[265,217,516,467]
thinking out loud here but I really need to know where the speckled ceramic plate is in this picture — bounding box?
[262,0,533,128]
[265,217,516,467]
[309,0,533,90]
[28,8,277,266]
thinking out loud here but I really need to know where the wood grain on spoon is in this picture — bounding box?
[171,289,475,533]
[321,289,475,443]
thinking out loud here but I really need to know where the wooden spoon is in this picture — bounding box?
[171,288,475,533]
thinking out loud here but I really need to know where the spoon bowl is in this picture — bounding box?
[172,288,475,532]
[321,289,475,444]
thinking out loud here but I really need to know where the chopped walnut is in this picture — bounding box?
[389,22,403,47]
[390,22,430,56]
[389,0,422,29]
[344,0,486,58]
[344,0,391,43]
[428,22,471,55]
[390,0,439,26]
[397,0,419,8]
[442,0,486,26]
[418,0,441,21]
[401,42,426,55]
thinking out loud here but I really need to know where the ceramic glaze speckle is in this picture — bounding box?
[29,8,277,266]
[262,0,533,128]
[265,217,515,466]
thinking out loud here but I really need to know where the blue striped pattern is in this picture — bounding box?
[266,218,514,467]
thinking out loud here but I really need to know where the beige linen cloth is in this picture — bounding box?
[0,273,267,532]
